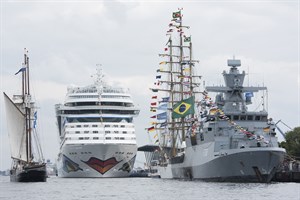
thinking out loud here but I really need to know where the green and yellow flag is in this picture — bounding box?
[172,11,181,19]
[172,96,195,119]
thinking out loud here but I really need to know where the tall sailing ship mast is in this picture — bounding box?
[3,49,47,182]
[148,9,201,159]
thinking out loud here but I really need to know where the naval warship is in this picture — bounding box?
[146,10,286,182]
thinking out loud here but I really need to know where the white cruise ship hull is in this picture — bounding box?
[159,146,285,182]
[57,143,137,178]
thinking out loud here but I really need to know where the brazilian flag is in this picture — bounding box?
[172,96,195,119]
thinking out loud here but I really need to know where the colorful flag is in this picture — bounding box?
[159,61,167,65]
[160,121,167,128]
[150,107,156,112]
[245,92,254,98]
[181,60,190,65]
[148,126,155,132]
[33,111,37,128]
[157,112,167,120]
[150,115,156,119]
[151,102,157,106]
[184,36,191,42]
[209,108,218,115]
[164,48,168,51]
[152,96,158,99]
[158,103,168,110]
[162,97,170,102]
[172,96,195,119]
[172,11,181,19]
[15,66,26,75]
[154,133,158,138]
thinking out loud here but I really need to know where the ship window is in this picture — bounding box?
[93,131,98,133]
[233,115,239,120]
[84,137,89,140]
[120,137,125,140]
[92,125,97,127]
[84,131,89,133]
[115,137,119,140]
[208,127,212,131]
[105,131,110,134]
[247,115,253,120]
[105,125,110,127]
[121,125,125,128]
[240,116,246,120]
[93,137,99,140]
[84,125,89,127]
[106,137,111,140]
[79,137,83,140]
[113,125,118,127]
[122,131,127,134]
[75,131,80,134]
[255,116,261,121]
[114,131,118,133]
[76,125,81,127]
[261,116,267,121]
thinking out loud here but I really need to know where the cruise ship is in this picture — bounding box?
[55,69,140,177]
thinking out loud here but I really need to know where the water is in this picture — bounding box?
[0,176,299,200]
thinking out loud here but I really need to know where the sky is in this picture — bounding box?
[0,0,299,170]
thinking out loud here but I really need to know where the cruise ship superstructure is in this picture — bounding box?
[56,69,140,177]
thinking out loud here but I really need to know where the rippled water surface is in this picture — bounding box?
[0,176,299,200]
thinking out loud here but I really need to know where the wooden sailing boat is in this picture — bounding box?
[3,49,47,182]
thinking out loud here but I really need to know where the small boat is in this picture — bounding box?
[3,49,47,182]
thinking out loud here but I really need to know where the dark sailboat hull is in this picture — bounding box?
[10,163,47,182]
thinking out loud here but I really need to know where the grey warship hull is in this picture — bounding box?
[159,146,285,182]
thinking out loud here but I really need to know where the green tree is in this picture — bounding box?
[280,127,300,159]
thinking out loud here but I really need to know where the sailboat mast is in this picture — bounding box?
[23,48,32,162]
[178,11,186,143]
[169,37,176,157]
[189,39,195,120]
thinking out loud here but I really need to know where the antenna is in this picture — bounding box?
[94,64,104,86]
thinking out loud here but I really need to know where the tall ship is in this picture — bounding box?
[3,49,47,182]
[55,68,140,177]
[146,10,286,182]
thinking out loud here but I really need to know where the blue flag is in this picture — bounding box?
[161,97,170,102]
[33,111,37,128]
[158,103,168,110]
[157,112,167,120]
[15,67,26,75]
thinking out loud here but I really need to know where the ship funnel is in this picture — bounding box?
[227,59,241,67]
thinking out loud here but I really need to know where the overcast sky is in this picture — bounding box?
[0,0,299,170]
